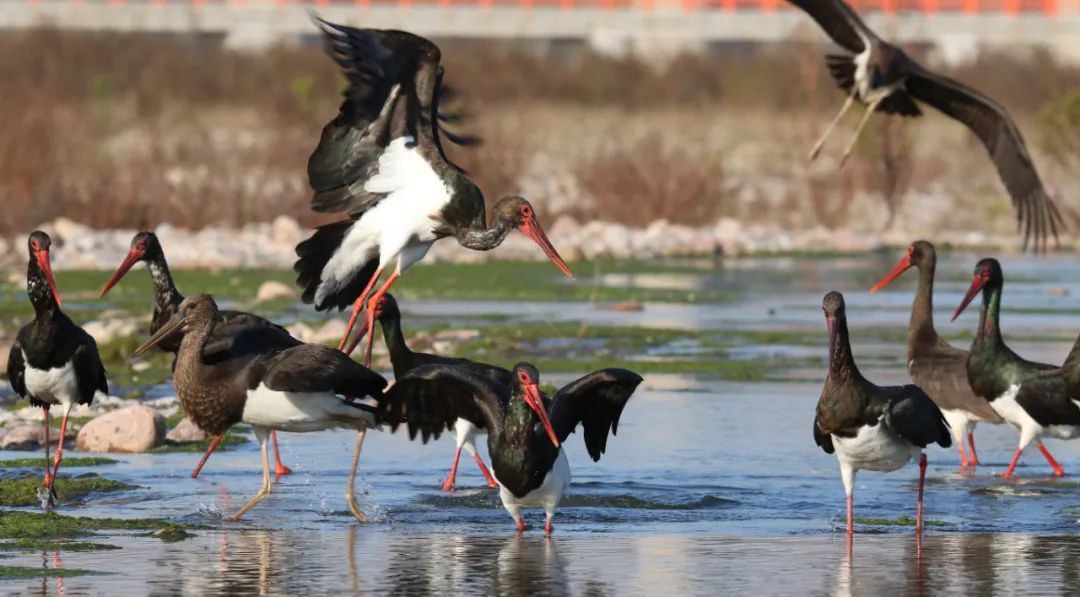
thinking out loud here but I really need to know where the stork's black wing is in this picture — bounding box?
[381,364,509,443]
[6,339,26,398]
[881,384,951,449]
[71,335,107,405]
[307,20,467,217]
[257,344,386,398]
[548,369,642,462]
[905,66,1063,252]
[785,0,876,54]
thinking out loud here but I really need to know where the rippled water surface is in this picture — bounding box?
[3,252,1080,595]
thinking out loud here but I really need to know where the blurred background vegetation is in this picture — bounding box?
[1,28,1078,236]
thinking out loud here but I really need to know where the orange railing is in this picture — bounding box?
[19,0,1062,13]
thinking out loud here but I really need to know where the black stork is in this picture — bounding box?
[951,258,1080,477]
[100,231,298,478]
[6,231,108,509]
[133,294,387,521]
[788,0,1062,251]
[869,240,1003,468]
[383,362,641,535]
[349,293,506,491]
[813,291,950,536]
[294,20,573,366]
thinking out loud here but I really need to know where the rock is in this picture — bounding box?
[81,318,140,346]
[311,319,348,345]
[602,301,645,312]
[256,281,297,302]
[0,340,11,372]
[434,329,481,343]
[270,215,303,246]
[165,416,208,442]
[0,424,77,451]
[76,405,166,453]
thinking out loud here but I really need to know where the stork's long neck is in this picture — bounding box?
[828,315,862,384]
[379,313,414,379]
[973,284,1004,351]
[27,260,59,320]
[455,218,513,252]
[909,263,939,350]
[146,255,182,310]
[174,314,215,392]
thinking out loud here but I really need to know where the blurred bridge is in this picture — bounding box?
[2,0,1079,63]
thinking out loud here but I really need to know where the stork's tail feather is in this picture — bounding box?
[825,54,856,93]
[294,220,377,311]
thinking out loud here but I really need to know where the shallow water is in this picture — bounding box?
[2,252,1079,594]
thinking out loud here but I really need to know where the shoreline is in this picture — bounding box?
[0,216,1067,272]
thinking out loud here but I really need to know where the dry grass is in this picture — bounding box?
[1,29,1078,235]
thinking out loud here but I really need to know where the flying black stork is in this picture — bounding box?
[952,258,1080,477]
[6,231,108,509]
[383,362,642,535]
[133,294,387,522]
[813,291,950,537]
[294,20,573,366]
[100,231,298,478]
[788,0,1063,251]
[348,293,506,491]
[869,240,1003,469]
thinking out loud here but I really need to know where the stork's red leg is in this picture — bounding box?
[49,410,72,493]
[515,517,527,533]
[42,405,51,488]
[956,436,970,469]
[968,433,980,466]
[544,517,553,537]
[272,431,292,476]
[473,453,499,488]
[191,435,223,479]
[1037,443,1066,477]
[442,446,462,492]
[363,272,400,368]
[916,453,927,536]
[337,267,384,352]
[845,493,853,536]
[1002,447,1024,479]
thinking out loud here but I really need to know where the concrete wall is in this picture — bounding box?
[2,2,1078,64]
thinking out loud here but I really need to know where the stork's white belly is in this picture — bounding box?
[454,418,486,455]
[497,449,571,511]
[315,136,451,306]
[833,421,917,473]
[242,384,377,433]
[22,350,78,407]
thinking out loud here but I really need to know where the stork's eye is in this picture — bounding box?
[519,205,532,218]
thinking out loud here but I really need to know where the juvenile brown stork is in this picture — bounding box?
[869,240,1003,468]
[295,20,573,366]
[100,231,298,478]
[788,0,1063,251]
[133,294,387,522]
[7,232,108,509]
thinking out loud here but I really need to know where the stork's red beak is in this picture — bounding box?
[100,246,145,299]
[523,382,559,448]
[952,274,988,321]
[869,251,912,293]
[34,248,62,307]
[519,216,573,279]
